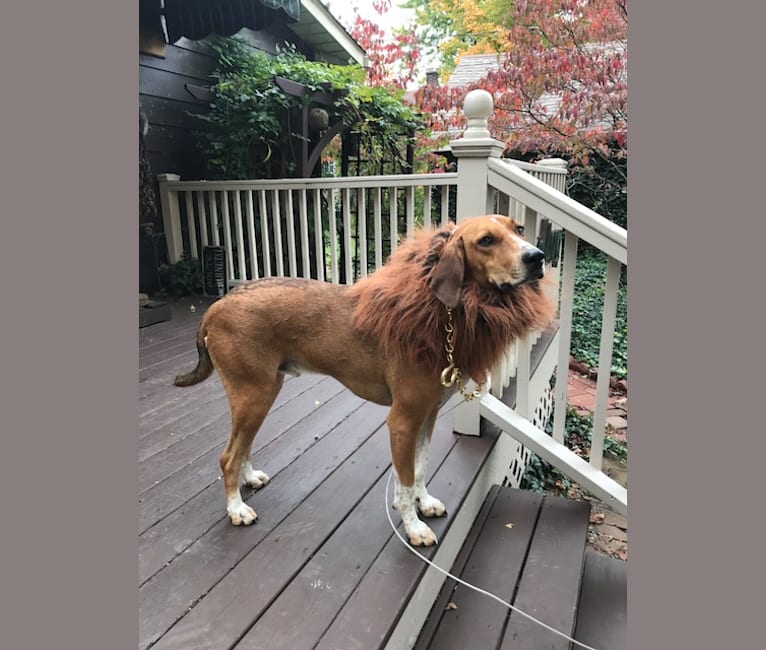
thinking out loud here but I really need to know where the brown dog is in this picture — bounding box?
[174,215,554,546]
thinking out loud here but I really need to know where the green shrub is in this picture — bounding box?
[570,249,628,379]
[158,256,203,296]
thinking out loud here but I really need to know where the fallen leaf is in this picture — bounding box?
[504,523,515,529]
[446,602,458,610]
[589,512,605,525]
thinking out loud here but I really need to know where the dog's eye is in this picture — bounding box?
[515,225,525,236]
[478,235,495,247]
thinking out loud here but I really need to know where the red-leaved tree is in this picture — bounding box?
[411,0,627,223]
[416,0,626,164]
[347,0,421,89]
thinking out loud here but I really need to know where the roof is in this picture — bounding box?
[446,53,504,88]
[290,0,367,66]
[140,0,366,67]
[447,43,626,89]
[446,45,626,130]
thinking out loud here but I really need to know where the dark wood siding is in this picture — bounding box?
[138,26,306,293]
[140,39,217,184]
[139,28,295,183]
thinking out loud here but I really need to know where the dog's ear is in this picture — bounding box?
[429,236,465,308]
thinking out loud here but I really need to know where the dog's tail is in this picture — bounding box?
[174,323,214,387]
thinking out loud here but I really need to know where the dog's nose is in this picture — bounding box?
[522,248,545,266]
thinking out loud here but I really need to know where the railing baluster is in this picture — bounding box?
[589,256,622,470]
[440,186,450,225]
[299,189,310,279]
[373,187,383,270]
[328,188,339,283]
[184,192,198,260]
[285,190,297,277]
[342,188,353,283]
[313,188,324,282]
[405,186,415,236]
[233,190,246,281]
[258,190,271,277]
[196,191,209,248]
[523,206,541,247]
[358,188,367,278]
[390,188,398,252]
[516,336,532,418]
[210,191,221,247]
[245,190,259,280]
[553,231,579,444]
[220,191,234,281]
[424,185,432,229]
[272,190,284,276]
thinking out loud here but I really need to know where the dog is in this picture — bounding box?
[174,215,555,546]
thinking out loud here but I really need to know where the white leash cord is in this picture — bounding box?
[384,471,602,650]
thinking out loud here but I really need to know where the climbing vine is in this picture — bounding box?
[196,38,424,179]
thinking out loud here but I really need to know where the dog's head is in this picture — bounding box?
[429,215,546,308]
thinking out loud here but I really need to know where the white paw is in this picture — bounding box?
[417,494,446,518]
[227,500,258,526]
[405,519,438,547]
[242,468,270,490]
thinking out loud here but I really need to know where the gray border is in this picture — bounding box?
[631,2,764,648]
[1,1,137,648]
[4,2,763,649]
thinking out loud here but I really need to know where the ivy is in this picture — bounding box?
[521,407,627,495]
[570,249,628,379]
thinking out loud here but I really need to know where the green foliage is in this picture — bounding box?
[158,255,203,296]
[196,38,424,179]
[567,144,627,230]
[570,249,628,379]
[521,407,627,495]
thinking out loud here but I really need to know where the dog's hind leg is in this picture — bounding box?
[219,373,283,526]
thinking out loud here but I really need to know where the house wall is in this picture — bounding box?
[139,24,313,293]
[139,28,293,188]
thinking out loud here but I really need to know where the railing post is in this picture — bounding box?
[449,90,505,222]
[450,90,505,436]
[157,174,183,264]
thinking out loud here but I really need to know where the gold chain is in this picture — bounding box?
[440,307,486,401]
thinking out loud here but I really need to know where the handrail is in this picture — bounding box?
[160,173,458,193]
[488,158,627,263]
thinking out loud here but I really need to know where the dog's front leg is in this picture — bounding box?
[388,400,439,547]
[413,407,446,519]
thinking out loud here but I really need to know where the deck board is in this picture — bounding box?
[314,429,500,650]
[498,495,590,650]
[420,487,544,650]
[138,297,572,650]
[574,549,627,650]
[417,487,599,650]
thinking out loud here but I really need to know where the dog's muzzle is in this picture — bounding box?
[522,248,546,280]
[499,247,546,292]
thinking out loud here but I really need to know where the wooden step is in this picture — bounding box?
[574,549,628,650]
[416,485,625,650]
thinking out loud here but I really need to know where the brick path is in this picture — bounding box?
[566,365,628,561]
[567,369,627,441]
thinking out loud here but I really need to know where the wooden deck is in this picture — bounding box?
[139,296,625,650]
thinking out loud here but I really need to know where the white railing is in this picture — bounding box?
[448,90,627,515]
[155,89,625,516]
[157,174,458,287]
[157,161,566,290]
[483,159,627,514]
